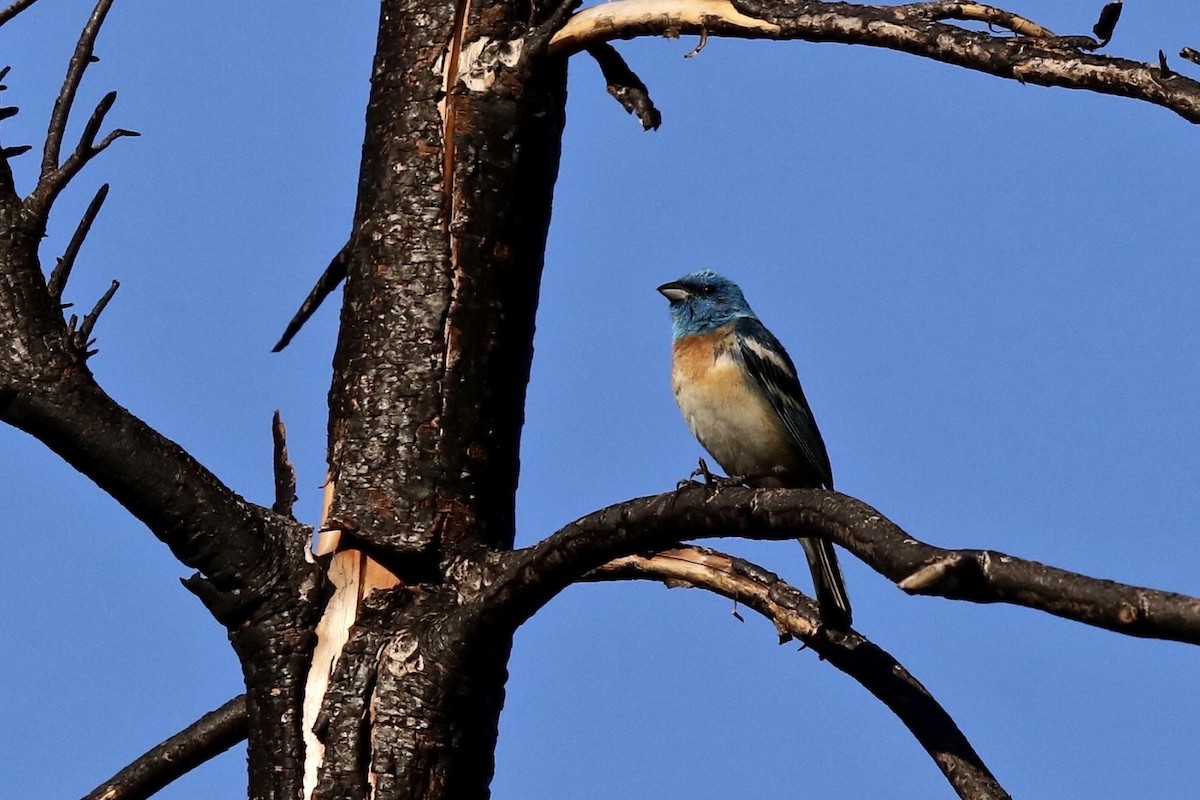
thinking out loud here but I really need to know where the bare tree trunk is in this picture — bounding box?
[280,0,568,796]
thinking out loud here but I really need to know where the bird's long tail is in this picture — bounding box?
[799,538,852,629]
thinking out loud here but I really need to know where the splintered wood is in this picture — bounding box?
[302,478,401,800]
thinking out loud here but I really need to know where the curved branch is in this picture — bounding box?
[0,372,314,620]
[83,695,248,800]
[1,196,313,626]
[547,0,1200,124]
[590,546,1010,800]
[485,486,1200,644]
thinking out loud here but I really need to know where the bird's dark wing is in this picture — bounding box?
[733,316,833,488]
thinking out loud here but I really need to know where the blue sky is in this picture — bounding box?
[3,2,1199,797]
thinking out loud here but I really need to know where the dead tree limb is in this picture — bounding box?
[485,486,1200,644]
[547,0,1200,124]
[589,545,1011,800]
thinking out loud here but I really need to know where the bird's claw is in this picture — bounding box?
[676,457,718,489]
[676,458,750,490]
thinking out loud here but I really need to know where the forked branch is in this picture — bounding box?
[41,0,115,176]
[0,0,312,624]
[547,0,1200,124]
[31,88,138,220]
[27,0,136,222]
[590,545,1010,800]
[487,486,1200,644]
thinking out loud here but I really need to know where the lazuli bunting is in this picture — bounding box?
[657,269,852,628]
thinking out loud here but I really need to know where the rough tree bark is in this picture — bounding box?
[3,1,1200,799]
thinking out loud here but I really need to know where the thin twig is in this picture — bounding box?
[75,278,118,354]
[82,695,248,800]
[590,546,1010,800]
[272,241,351,352]
[91,125,138,154]
[271,410,298,517]
[1158,50,1173,80]
[41,0,115,177]
[48,182,109,302]
[0,0,40,28]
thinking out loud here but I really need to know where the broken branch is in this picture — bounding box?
[586,43,662,130]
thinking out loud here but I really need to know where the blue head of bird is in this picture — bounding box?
[657,270,757,340]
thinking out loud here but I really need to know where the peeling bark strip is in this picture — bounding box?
[548,0,1200,124]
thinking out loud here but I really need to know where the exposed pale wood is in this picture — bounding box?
[550,0,778,55]
[302,475,401,800]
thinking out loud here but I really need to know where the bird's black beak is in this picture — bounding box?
[657,281,689,303]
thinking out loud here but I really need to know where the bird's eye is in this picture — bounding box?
[699,284,716,296]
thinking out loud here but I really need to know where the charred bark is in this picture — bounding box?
[324,0,566,557]
[302,0,568,795]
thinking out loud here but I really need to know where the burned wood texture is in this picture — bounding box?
[326,0,566,556]
[305,0,568,795]
[489,486,1200,645]
[592,546,1011,800]
[232,606,321,800]
[323,0,460,553]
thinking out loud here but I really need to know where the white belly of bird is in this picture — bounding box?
[672,354,793,478]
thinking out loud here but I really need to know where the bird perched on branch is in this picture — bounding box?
[657,270,852,628]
